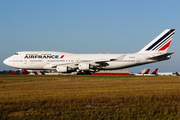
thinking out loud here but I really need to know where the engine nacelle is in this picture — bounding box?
[78,63,94,71]
[56,66,74,73]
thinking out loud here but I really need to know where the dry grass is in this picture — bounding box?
[0,75,180,119]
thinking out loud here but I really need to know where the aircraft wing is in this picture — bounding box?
[92,55,126,63]
[44,54,125,70]
[92,55,126,65]
[43,60,112,69]
[147,52,174,61]
[43,63,78,69]
[93,59,116,63]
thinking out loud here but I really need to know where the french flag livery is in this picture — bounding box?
[139,29,175,53]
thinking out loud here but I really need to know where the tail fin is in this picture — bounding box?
[139,29,175,53]
[41,71,45,75]
[22,69,29,74]
[33,72,38,75]
[144,69,150,74]
[152,68,158,75]
[176,72,179,76]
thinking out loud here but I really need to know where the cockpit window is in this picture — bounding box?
[15,53,18,55]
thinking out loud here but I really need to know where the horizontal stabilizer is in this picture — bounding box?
[147,52,174,61]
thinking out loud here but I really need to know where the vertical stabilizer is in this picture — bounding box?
[143,69,150,74]
[176,72,179,76]
[139,29,175,53]
[152,68,158,75]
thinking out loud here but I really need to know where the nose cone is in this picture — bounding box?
[3,55,21,69]
[3,59,8,66]
[3,58,13,68]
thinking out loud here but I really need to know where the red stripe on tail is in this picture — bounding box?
[159,40,171,51]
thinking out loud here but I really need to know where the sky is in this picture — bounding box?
[0,0,180,72]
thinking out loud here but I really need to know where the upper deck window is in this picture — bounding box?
[15,53,18,55]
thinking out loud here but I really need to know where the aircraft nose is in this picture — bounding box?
[3,59,9,66]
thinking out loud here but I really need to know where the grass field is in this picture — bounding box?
[0,75,180,119]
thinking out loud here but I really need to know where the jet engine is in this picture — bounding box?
[78,63,95,71]
[56,66,74,73]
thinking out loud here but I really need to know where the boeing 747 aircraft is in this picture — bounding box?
[3,29,175,74]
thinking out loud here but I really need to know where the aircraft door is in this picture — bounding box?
[136,58,141,64]
[46,60,50,68]
[24,60,27,64]
[76,58,80,63]
[47,60,50,64]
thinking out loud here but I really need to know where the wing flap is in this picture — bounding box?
[94,59,115,64]
[94,55,126,63]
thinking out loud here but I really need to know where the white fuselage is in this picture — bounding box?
[157,72,174,76]
[3,29,175,72]
[3,51,156,71]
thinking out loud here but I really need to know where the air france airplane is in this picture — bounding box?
[3,29,175,74]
